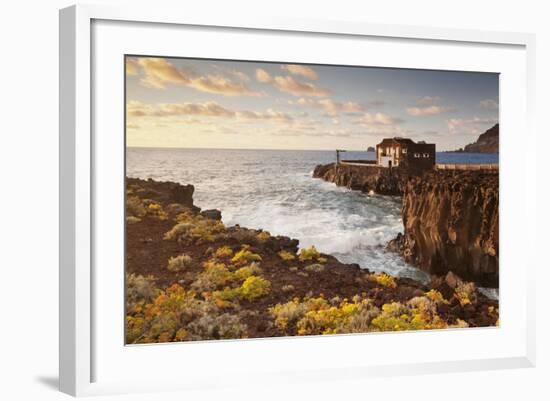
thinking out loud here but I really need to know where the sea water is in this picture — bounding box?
[127,148,499,286]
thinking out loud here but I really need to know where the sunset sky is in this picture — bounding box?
[126,56,499,151]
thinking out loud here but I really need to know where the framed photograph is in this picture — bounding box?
[60,4,536,396]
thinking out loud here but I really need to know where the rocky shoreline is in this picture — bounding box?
[125,177,498,343]
[313,164,499,288]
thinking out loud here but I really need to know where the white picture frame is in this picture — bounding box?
[59,4,536,397]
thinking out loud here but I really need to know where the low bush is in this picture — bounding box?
[167,254,192,272]
[126,273,158,308]
[125,283,248,343]
[164,213,226,244]
[192,261,235,292]
[298,246,321,262]
[234,262,262,280]
[239,276,271,301]
[304,263,325,273]
[282,284,295,292]
[278,250,296,261]
[231,245,262,267]
[214,245,233,259]
[368,272,397,288]
[126,196,147,218]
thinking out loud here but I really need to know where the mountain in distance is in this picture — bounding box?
[454,124,499,153]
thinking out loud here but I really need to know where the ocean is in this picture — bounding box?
[127,148,499,286]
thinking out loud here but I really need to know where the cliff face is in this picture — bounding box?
[462,124,499,153]
[313,163,409,195]
[388,170,499,287]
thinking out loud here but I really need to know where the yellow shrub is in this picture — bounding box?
[192,261,235,292]
[231,246,262,267]
[164,213,225,244]
[234,262,262,281]
[454,281,477,306]
[425,289,447,304]
[146,202,168,220]
[368,272,397,288]
[269,298,308,331]
[239,276,271,301]
[298,246,321,262]
[278,250,296,261]
[126,283,247,343]
[214,245,233,259]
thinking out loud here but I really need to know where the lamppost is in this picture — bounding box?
[336,149,346,165]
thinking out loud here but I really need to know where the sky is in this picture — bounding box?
[126,56,499,151]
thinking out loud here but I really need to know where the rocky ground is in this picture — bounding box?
[125,177,498,344]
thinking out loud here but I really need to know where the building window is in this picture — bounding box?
[423,153,430,158]
[414,153,420,158]
[402,148,407,154]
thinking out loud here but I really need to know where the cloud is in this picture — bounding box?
[406,105,453,116]
[126,100,292,123]
[356,112,403,126]
[131,57,261,96]
[256,68,330,97]
[416,96,441,106]
[295,98,364,116]
[186,75,262,97]
[281,64,318,80]
[447,117,498,135]
[136,58,191,89]
[126,58,140,76]
[273,76,331,97]
[236,109,293,123]
[255,68,272,83]
[480,99,498,109]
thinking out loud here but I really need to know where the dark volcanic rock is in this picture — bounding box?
[127,177,199,211]
[312,163,409,195]
[462,124,499,153]
[389,170,499,287]
[200,209,222,220]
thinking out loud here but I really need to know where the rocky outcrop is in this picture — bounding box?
[460,124,499,153]
[387,170,499,287]
[313,163,409,195]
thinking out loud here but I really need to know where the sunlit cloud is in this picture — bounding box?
[294,98,364,116]
[255,67,330,97]
[356,112,403,126]
[281,64,318,80]
[255,68,272,83]
[272,76,331,97]
[406,105,454,116]
[126,100,292,124]
[131,57,261,96]
[126,58,140,76]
